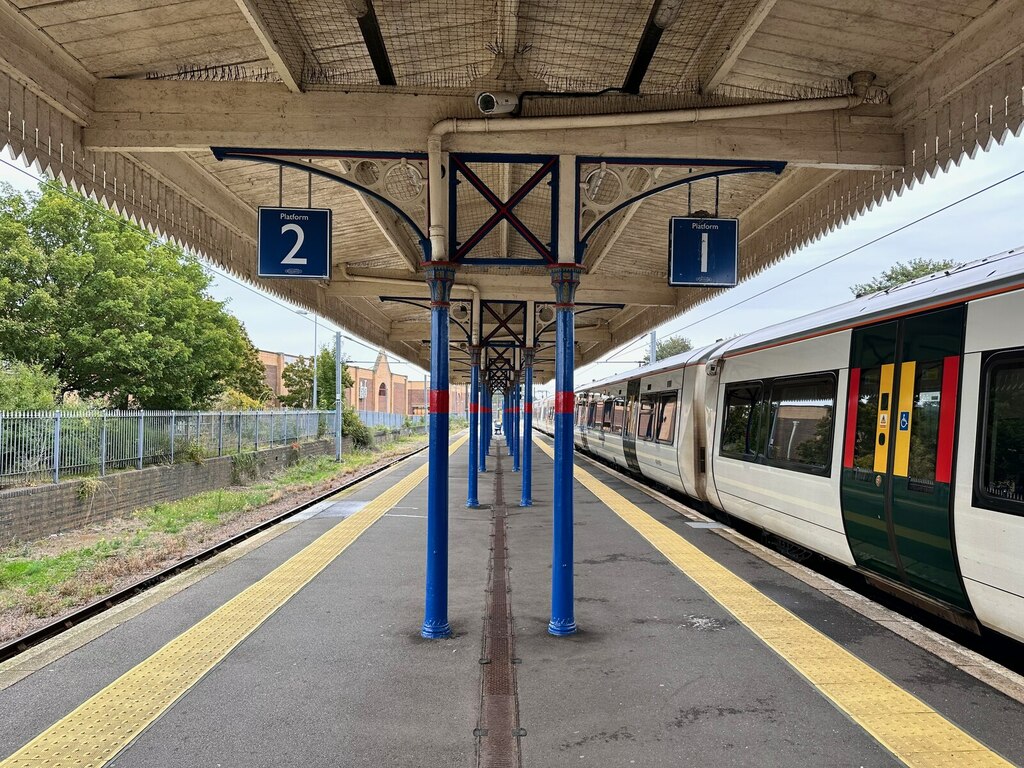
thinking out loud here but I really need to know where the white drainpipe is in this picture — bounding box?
[425,72,877,259]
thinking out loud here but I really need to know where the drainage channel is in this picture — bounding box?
[475,441,524,768]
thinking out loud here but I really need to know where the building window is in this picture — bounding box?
[977,352,1024,513]
[765,374,835,474]
[378,382,388,412]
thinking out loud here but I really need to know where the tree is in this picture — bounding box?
[0,361,57,410]
[641,335,693,366]
[280,348,353,409]
[0,184,268,408]
[850,258,960,296]
[228,328,273,403]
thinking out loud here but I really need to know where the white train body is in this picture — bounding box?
[538,248,1024,642]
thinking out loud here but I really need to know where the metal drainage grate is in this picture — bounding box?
[476,444,523,768]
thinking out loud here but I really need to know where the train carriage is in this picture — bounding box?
[537,247,1024,642]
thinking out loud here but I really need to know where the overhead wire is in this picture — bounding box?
[592,165,1024,368]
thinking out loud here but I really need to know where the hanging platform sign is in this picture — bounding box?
[668,217,738,287]
[258,207,332,279]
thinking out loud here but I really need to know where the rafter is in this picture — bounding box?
[701,0,779,94]
[85,81,904,170]
[233,0,307,93]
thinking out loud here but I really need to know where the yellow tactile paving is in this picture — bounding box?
[534,437,1014,768]
[1,436,467,768]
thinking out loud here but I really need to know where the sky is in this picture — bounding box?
[3,133,1024,388]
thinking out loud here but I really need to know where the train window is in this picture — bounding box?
[766,374,835,474]
[601,399,614,431]
[976,353,1024,513]
[637,397,656,441]
[587,402,597,428]
[656,394,678,444]
[721,383,765,460]
[852,367,882,471]
[611,399,626,435]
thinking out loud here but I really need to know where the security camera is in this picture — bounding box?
[476,92,519,115]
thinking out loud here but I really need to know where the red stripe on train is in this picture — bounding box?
[843,368,860,469]
[429,390,449,414]
[555,391,574,414]
[935,355,960,484]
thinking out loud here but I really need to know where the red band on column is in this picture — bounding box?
[843,368,861,469]
[429,390,449,414]
[524,403,532,414]
[935,355,960,484]
[469,402,479,414]
[555,392,574,414]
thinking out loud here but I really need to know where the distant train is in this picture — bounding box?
[538,247,1024,643]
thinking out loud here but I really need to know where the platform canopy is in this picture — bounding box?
[2,0,1022,380]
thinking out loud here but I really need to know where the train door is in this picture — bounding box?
[622,379,641,473]
[840,306,969,610]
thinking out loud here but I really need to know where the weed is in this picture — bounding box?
[77,476,106,500]
[231,451,261,484]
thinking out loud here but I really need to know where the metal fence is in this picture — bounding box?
[356,410,426,429]
[0,409,338,488]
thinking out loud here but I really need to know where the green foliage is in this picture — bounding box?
[231,451,261,484]
[77,476,106,500]
[343,406,373,448]
[280,347,353,409]
[141,488,270,534]
[0,361,57,410]
[0,184,266,408]
[212,387,265,411]
[228,328,273,403]
[850,258,960,296]
[641,336,693,365]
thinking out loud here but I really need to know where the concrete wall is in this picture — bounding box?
[0,429,419,544]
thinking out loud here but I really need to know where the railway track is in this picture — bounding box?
[0,442,430,664]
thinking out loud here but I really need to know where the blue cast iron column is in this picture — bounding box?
[466,346,481,507]
[421,261,457,640]
[548,264,583,636]
[520,348,535,507]
[503,391,510,444]
[479,379,489,472]
[512,374,521,472]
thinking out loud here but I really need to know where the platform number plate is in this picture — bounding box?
[668,217,738,287]
[258,207,332,279]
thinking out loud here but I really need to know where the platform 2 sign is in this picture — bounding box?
[668,217,738,287]
[258,207,332,279]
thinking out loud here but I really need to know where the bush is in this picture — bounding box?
[342,407,373,449]
[0,362,57,410]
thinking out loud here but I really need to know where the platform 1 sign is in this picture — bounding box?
[258,207,332,279]
[668,217,738,287]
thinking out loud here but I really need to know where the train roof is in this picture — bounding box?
[579,245,1024,393]
[720,245,1024,357]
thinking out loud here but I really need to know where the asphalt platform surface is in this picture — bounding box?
[0,434,1022,767]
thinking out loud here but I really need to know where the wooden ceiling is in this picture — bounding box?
[0,0,1021,381]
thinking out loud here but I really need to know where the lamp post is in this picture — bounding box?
[297,310,319,408]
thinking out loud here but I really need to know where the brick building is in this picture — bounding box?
[261,348,468,417]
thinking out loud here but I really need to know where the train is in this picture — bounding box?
[537,247,1024,643]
